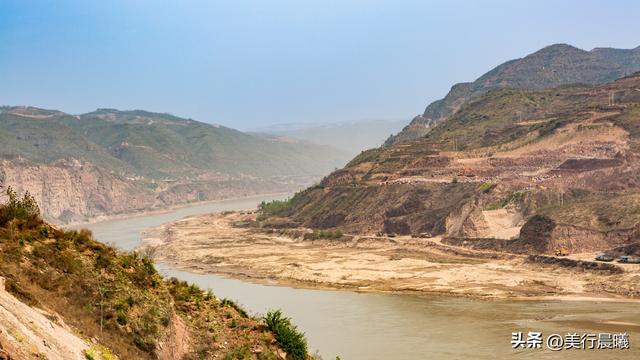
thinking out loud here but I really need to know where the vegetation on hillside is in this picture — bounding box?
[0,187,311,359]
[387,43,640,145]
[263,310,308,360]
[0,107,346,180]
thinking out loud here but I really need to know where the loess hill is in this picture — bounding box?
[264,73,640,255]
[0,107,348,223]
[386,44,640,145]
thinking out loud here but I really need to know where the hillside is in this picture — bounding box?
[0,107,348,223]
[385,44,640,145]
[0,189,310,359]
[251,119,408,157]
[258,73,640,255]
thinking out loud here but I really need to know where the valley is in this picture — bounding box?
[4,2,640,358]
[87,196,639,360]
[0,107,347,224]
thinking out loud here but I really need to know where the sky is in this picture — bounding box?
[1,0,639,130]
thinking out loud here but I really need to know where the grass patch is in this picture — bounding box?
[221,298,249,318]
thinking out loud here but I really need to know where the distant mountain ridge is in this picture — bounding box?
[385,43,640,145]
[251,119,409,157]
[0,106,348,222]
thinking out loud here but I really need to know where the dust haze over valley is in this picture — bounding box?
[3,1,640,360]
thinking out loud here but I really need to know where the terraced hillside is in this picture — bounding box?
[262,73,640,255]
[386,44,640,145]
[0,107,347,223]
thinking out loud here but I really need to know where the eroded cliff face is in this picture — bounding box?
[514,215,639,254]
[1,159,155,223]
[0,159,311,224]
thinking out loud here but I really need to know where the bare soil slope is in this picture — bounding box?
[262,74,640,256]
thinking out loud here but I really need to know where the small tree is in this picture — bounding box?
[0,186,41,226]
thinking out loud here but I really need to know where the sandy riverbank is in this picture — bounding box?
[140,211,640,300]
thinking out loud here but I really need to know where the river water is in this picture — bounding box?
[82,195,639,360]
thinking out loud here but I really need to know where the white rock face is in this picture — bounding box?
[0,277,93,359]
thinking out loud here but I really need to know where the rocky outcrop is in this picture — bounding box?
[1,159,154,223]
[156,313,190,360]
[526,255,623,274]
[512,215,638,254]
[0,277,100,360]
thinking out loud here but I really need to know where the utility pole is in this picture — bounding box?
[609,91,615,106]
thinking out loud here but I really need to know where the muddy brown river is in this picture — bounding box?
[82,195,639,359]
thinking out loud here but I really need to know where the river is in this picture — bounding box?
[82,195,639,360]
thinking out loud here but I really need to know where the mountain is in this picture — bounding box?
[385,44,640,145]
[251,119,409,157]
[0,107,348,223]
[258,72,640,255]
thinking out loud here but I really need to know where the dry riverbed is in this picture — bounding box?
[141,212,640,300]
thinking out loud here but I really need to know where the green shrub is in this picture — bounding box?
[478,181,495,193]
[263,310,308,360]
[0,187,41,227]
[259,199,292,216]
[221,298,249,318]
[303,229,344,240]
[485,191,525,210]
[84,349,96,360]
[116,310,128,325]
[39,226,49,239]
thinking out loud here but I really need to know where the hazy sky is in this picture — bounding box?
[1,0,639,130]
